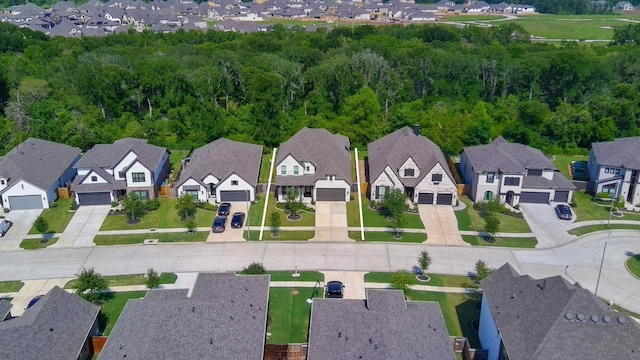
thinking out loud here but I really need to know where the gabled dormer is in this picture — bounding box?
[398,156,420,179]
[277,154,304,176]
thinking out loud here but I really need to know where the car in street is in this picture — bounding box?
[212,216,227,233]
[230,212,245,229]
[218,202,231,217]
[555,204,572,220]
[0,219,12,237]
[326,281,344,298]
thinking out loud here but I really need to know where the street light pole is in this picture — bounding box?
[607,180,620,229]
[246,189,250,240]
[594,235,610,297]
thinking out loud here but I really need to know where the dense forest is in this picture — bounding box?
[1,22,640,156]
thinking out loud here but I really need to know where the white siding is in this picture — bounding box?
[80,170,108,184]
[414,163,457,204]
[277,155,303,176]
[0,177,7,192]
[303,161,315,175]
[125,161,153,187]
[370,166,403,201]
[542,170,554,180]
[478,295,501,360]
[114,151,138,180]
[217,174,255,201]
[202,174,219,185]
[474,173,501,203]
[2,180,48,209]
[399,157,420,179]
[77,168,91,176]
[177,178,206,202]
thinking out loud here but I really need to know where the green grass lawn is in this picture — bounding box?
[356,195,424,229]
[349,231,426,243]
[28,198,75,234]
[249,194,315,227]
[244,230,314,241]
[259,153,274,183]
[100,291,147,336]
[462,235,538,248]
[568,224,640,236]
[168,149,190,184]
[502,17,624,40]
[450,14,508,21]
[0,281,23,293]
[404,290,481,348]
[267,287,322,344]
[65,273,177,289]
[364,272,474,288]
[267,271,324,282]
[20,237,58,249]
[551,154,588,180]
[100,198,217,230]
[572,191,640,222]
[346,197,362,227]
[627,255,640,279]
[94,232,208,245]
[456,197,531,233]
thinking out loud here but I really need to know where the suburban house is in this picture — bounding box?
[615,1,633,10]
[479,263,640,360]
[0,138,81,210]
[99,272,270,360]
[71,138,170,205]
[0,286,100,360]
[0,300,12,321]
[460,136,576,205]
[368,126,458,205]
[176,138,263,203]
[588,137,640,206]
[307,289,456,359]
[275,128,352,202]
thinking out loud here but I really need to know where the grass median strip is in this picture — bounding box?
[349,231,426,242]
[244,230,314,241]
[568,224,640,236]
[462,235,537,248]
[267,271,324,282]
[0,281,24,293]
[64,273,177,289]
[20,237,58,249]
[94,232,208,245]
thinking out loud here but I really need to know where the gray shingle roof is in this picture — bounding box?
[591,136,640,170]
[0,138,81,192]
[307,289,456,360]
[0,299,12,320]
[368,127,454,187]
[276,127,351,186]
[176,138,263,188]
[75,138,166,171]
[99,273,270,360]
[482,264,640,360]
[0,286,99,360]
[463,136,557,173]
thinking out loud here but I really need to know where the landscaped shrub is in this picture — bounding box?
[474,200,523,218]
[241,262,266,274]
[144,198,161,211]
[195,201,217,211]
[596,192,612,199]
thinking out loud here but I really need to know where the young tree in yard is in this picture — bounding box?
[185,218,196,233]
[176,193,197,220]
[285,187,304,219]
[382,189,407,218]
[73,268,108,304]
[483,212,500,240]
[122,194,144,222]
[270,211,281,236]
[146,268,161,289]
[34,216,49,237]
[392,211,406,238]
[391,270,414,295]
[418,251,432,275]
[474,260,494,284]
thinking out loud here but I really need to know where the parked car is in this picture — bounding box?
[0,219,12,237]
[212,216,227,233]
[218,202,231,216]
[326,281,344,298]
[555,204,572,220]
[231,212,245,229]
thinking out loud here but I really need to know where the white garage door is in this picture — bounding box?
[8,195,43,210]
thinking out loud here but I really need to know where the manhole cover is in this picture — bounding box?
[291,290,299,296]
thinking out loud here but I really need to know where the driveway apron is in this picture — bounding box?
[312,202,349,241]
[53,205,110,248]
[519,204,575,248]
[0,209,43,251]
[418,205,467,246]
[207,202,248,242]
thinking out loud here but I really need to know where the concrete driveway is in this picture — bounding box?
[0,209,43,251]
[418,205,467,246]
[8,278,72,316]
[207,202,249,242]
[52,205,111,248]
[321,271,367,299]
[519,204,575,248]
[312,202,348,241]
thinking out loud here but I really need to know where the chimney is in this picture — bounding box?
[413,124,420,136]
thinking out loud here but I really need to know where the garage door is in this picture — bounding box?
[520,192,549,204]
[8,195,43,210]
[417,193,434,204]
[316,188,345,201]
[554,191,569,203]
[78,192,111,205]
[219,190,249,202]
[436,193,453,205]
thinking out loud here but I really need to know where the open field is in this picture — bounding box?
[502,16,631,40]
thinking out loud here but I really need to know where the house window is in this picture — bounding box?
[281,166,287,175]
[486,172,495,183]
[484,191,493,201]
[527,169,543,176]
[404,168,415,177]
[132,172,146,183]
[185,190,199,199]
[294,166,300,175]
[376,186,389,200]
[231,180,238,186]
[131,190,149,200]
[602,183,617,195]
[605,168,621,175]
[0,180,5,185]
[91,176,98,182]
[432,174,442,182]
[504,177,520,186]
[306,166,310,172]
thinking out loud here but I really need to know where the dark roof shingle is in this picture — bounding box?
[591,136,640,170]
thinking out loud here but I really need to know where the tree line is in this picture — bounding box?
[1,22,640,156]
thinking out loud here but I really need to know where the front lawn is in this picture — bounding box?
[267,287,322,344]
[462,235,538,248]
[355,195,424,229]
[100,198,217,230]
[364,272,474,288]
[346,197,362,227]
[65,273,177,289]
[267,271,324,282]
[349,231,426,243]
[404,290,481,348]
[244,230,314,241]
[100,291,147,336]
[568,224,640,236]
[249,194,315,227]
[627,255,640,279]
[571,190,640,222]
[93,232,208,245]
[28,198,75,234]
[0,281,23,293]
[456,197,531,233]
[20,237,58,249]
